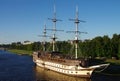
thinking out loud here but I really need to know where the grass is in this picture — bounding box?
[8,49,33,56]
[105,59,120,65]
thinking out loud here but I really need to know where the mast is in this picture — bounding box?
[38,24,50,51]
[68,6,86,59]
[75,6,79,59]
[48,4,63,52]
[43,24,47,51]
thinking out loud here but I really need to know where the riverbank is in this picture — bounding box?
[8,49,33,56]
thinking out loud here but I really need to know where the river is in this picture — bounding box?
[0,50,120,81]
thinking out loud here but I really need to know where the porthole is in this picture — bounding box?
[87,72,90,75]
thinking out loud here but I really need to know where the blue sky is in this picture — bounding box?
[0,0,120,44]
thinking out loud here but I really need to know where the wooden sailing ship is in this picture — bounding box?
[33,6,109,78]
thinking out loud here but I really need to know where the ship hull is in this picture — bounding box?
[34,59,94,78]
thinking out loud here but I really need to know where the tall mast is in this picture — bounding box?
[48,4,63,52]
[75,6,79,59]
[68,6,86,59]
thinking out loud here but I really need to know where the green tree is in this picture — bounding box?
[103,35,111,57]
[111,34,120,58]
[93,36,104,57]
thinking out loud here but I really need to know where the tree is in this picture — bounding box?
[103,35,111,57]
[111,34,120,58]
[92,36,104,57]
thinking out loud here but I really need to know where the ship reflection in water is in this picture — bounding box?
[35,66,91,81]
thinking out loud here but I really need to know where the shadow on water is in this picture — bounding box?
[34,66,91,81]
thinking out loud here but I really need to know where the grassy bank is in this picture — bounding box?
[8,49,33,56]
[105,59,120,65]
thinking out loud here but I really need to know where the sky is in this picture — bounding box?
[0,0,120,44]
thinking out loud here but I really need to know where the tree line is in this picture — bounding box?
[1,34,120,59]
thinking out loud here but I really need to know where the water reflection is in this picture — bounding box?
[35,66,91,81]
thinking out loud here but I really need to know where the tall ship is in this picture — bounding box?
[33,6,109,78]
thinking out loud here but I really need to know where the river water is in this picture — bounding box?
[0,50,120,81]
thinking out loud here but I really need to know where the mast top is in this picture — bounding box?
[68,6,87,35]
